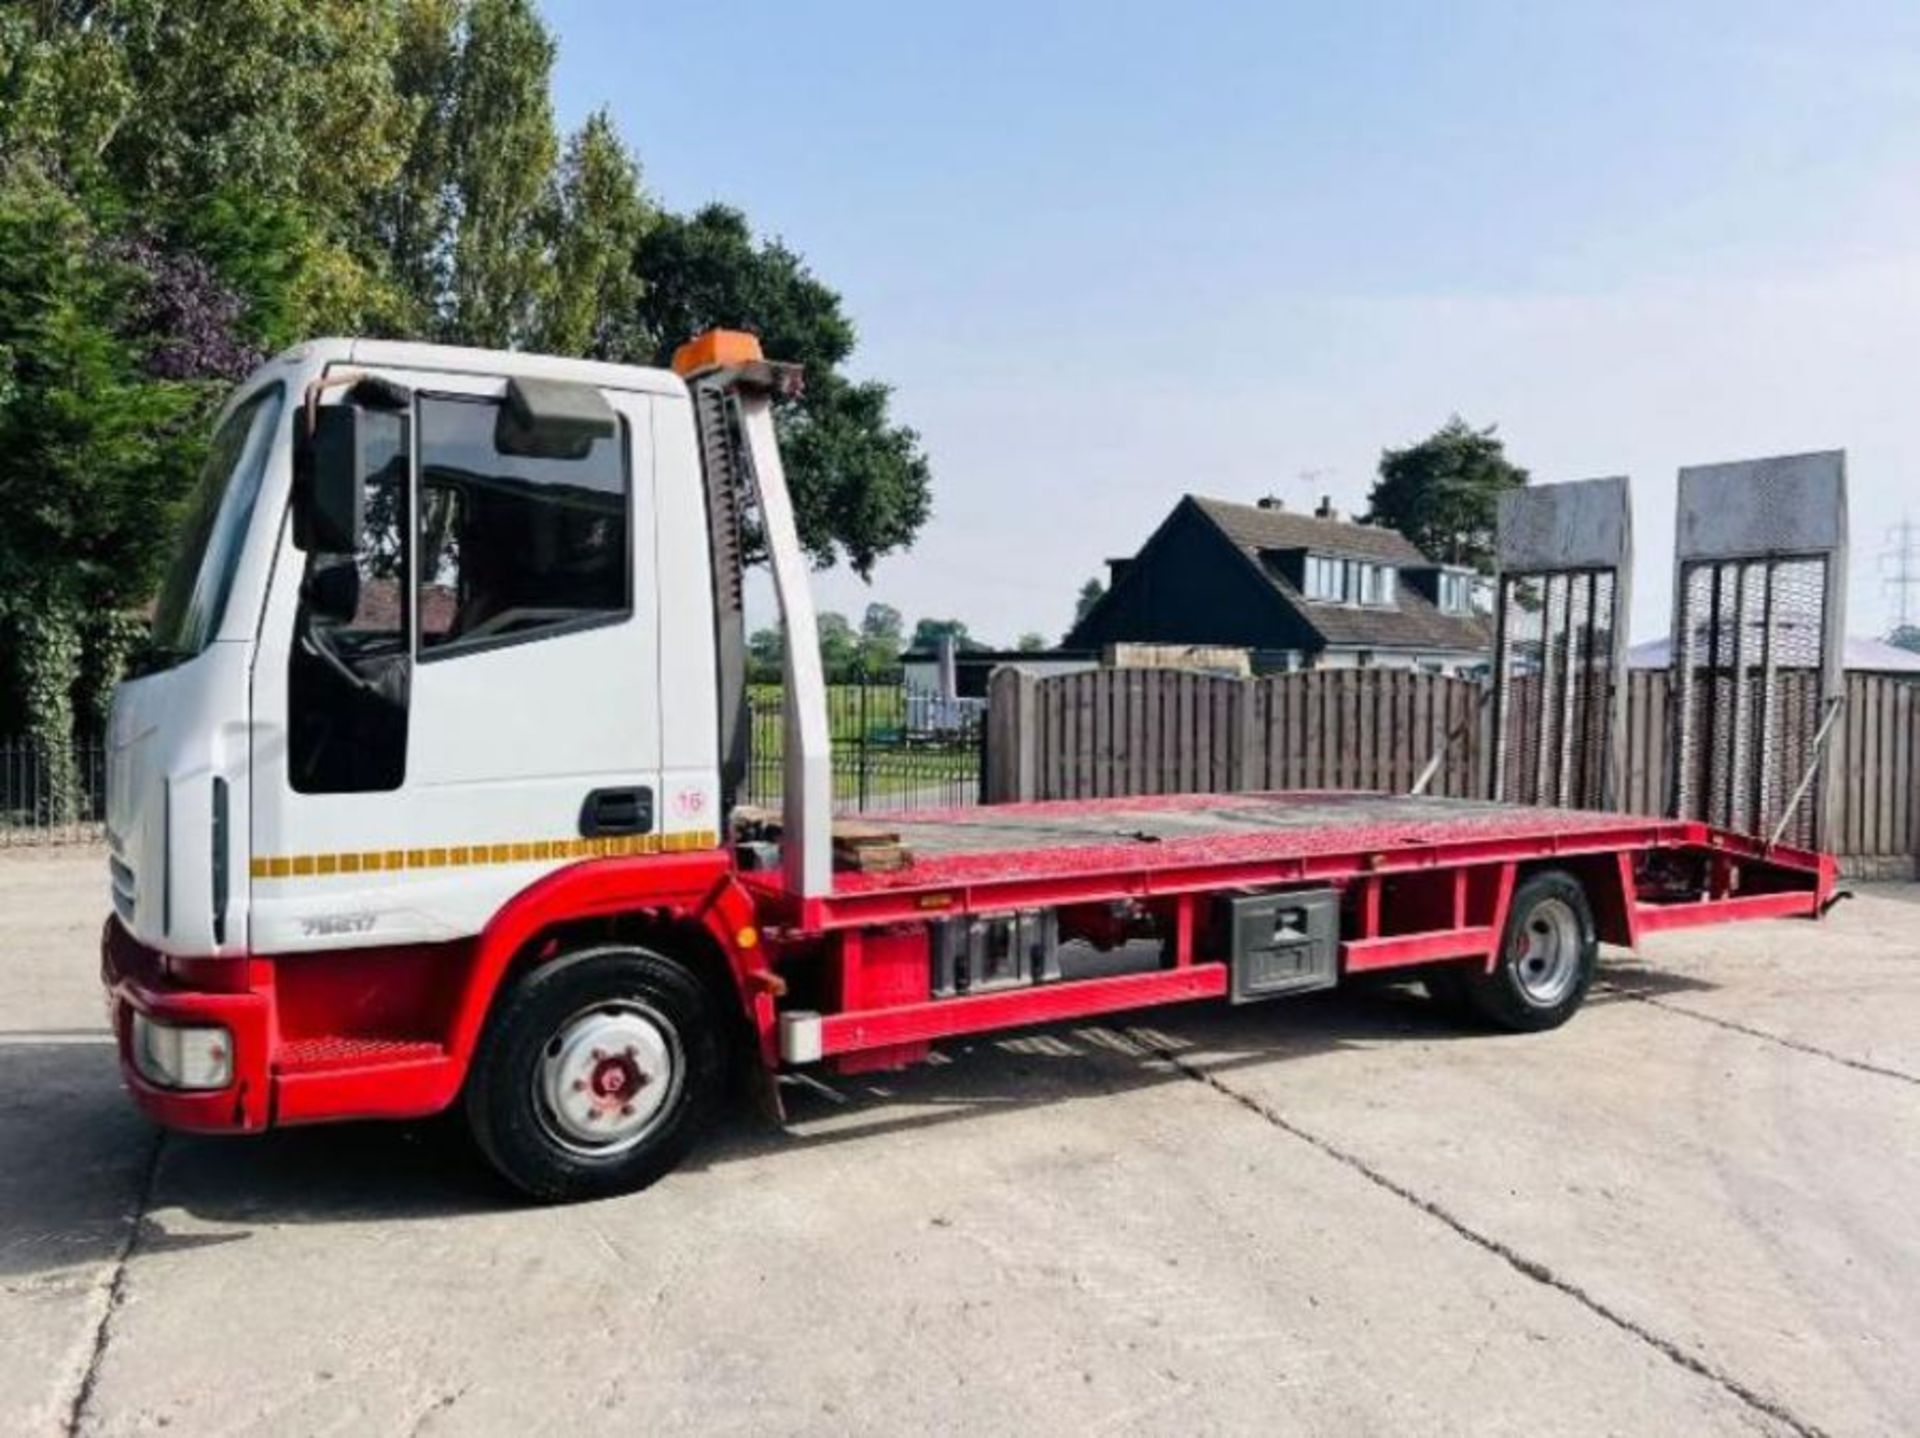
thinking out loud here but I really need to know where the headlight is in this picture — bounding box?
[131,1015,232,1090]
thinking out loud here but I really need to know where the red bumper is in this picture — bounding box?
[101,919,274,1132]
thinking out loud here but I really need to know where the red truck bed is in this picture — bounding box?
[755,791,1828,930]
[744,789,1832,1067]
[852,792,1652,887]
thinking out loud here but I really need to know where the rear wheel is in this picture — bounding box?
[466,945,723,1202]
[1429,870,1597,1033]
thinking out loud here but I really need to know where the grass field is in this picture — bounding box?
[744,683,979,810]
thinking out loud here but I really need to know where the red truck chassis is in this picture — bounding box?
[103,792,1834,1136]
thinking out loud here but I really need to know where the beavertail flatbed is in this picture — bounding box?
[761,790,1831,925]
[748,790,1833,1075]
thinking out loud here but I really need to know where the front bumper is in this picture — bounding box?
[101,918,273,1132]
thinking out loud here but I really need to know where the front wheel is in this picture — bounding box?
[465,946,724,1202]
[1429,870,1597,1033]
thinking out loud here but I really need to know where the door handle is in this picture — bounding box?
[579,786,654,837]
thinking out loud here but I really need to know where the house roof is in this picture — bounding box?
[1190,496,1428,564]
[1187,496,1489,653]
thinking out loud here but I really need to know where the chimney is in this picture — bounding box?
[1106,556,1134,587]
[1315,495,1343,522]
[1256,495,1284,511]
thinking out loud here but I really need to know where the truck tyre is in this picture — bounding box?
[465,945,723,1203]
[1431,870,1597,1033]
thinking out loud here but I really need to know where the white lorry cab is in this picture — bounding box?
[111,339,741,963]
[102,331,1835,1202]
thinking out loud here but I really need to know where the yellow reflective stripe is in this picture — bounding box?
[247,829,718,881]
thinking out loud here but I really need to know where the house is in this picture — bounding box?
[1064,495,1490,675]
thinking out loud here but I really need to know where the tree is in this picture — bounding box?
[746,626,784,683]
[0,161,206,801]
[374,0,465,329]
[3,0,416,342]
[1016,632,1047,652]
[533,109,652,357]
[1074,577,1105,623]
[1366,416,1528,572]
[1891,625,1920,655]
[442,0,559,347]
[858,602,904,671]
[816,610,859,679]
[911,618,973,652]
[98,0,412,230]
[630,205,932,575]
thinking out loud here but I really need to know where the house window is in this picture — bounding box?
[1355,563,1396,607]
[1304,555,1398,606]
[1438,571,1473,615]
[1304,555,1343,601]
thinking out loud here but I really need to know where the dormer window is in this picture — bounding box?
[1356,563,1396,607]
[1437,570,1474,615]
[1302,554,1397,607]
[1304,554,1343,600]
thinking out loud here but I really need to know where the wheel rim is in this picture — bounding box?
[533,1000,684,1157]
[1511,896,1582,1007]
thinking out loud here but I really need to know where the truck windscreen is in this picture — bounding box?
[146,384,286,669]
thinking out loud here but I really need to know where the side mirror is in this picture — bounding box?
[293,405,368,553]
[292,377,410,554]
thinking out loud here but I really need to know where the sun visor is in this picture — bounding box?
[496,376,617,459]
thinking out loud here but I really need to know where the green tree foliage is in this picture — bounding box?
[534,109,650,357]
[746,626,784,683]
[1366,417,1529,572]
[858,602,904,671]
[632,205,932,576]
[911,618,973,652]
[816,611,859,679]
[0,161,204,774]
[375,0,464,325]
[1016,632,1047,652]
[443,0,557,346]
[1891,625,1920,655]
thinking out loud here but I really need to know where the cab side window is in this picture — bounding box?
[288,409,411,794]
[417,395,629,657]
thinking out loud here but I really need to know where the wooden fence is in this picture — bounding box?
[985,667,1920,871]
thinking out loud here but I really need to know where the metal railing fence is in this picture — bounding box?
[0,736,108,846]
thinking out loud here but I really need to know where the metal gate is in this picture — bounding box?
[1490,477,1633,809]
[1670,452,1847,849]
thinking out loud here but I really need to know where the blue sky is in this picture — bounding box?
[541,0,1920,643]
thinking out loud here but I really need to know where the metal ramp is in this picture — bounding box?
[1669,452,1847,850]
[1489,477,1633,809]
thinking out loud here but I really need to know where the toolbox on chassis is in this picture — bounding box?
[100,330,1838,1202]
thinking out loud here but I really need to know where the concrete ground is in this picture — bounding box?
[4,848,1917,1436]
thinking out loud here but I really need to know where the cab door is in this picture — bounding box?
[249,367,661,953]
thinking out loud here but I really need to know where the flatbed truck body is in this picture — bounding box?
[98,332,1836,1200]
